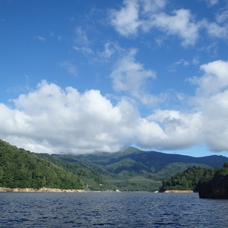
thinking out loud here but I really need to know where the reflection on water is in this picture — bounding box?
[1,192,228,227]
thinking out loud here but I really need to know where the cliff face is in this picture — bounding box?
[199,175,228,199]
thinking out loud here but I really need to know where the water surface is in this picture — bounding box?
[1,192,228,227]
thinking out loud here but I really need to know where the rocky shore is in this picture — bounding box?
[0,187,85,193]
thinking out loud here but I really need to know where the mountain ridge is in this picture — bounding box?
[1,139,228,192]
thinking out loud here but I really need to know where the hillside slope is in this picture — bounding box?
[37,153,115,191]
[0,139,84,189]
[70,147,228,191]
[159,162,228,198]
[76,147,228,170]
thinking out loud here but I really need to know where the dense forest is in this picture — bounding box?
[159,162,228,198]
[0,140,84,189]
[74,147,228,191]
[1,139,228,192]
[36,153,114,191]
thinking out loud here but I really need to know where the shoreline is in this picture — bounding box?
[0,187,195,193]
[162,190,194,193]
[0,187,85,193]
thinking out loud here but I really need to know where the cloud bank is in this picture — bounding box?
[1,59,228,154]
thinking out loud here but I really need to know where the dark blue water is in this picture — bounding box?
[1,192,228,227]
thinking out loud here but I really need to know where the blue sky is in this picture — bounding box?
[1,0,228,157]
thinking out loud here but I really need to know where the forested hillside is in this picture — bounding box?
[0,139,84,189]
[36,153,114,191]
[76,147,228,170]
[159,162,228,198]
[71,147,228,191]
[1,139,228,192]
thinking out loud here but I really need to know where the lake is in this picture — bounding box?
[1,192,228,227]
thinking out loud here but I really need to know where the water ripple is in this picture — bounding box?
[1,192,228,227]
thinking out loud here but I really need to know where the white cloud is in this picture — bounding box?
[60,61,77,76]
[35,36,46,42]
[140,0,167,13]
[131,59,228,152]
[188,60,228,152]
[74,27,90,46]
[151,9,200,46]
[110,49,157,104]
[98,42,116,60]
[1,59,228,154]
[216,10,228,23]
[205,0,219,6]
[189,60,228,96]
[109,0,228,46]
[169,58,194,73]
[73,46,94,55]
[109,0,200,46]
[144,110,202,150]
[173,59,190,67]
[109,0,141,37]
[0,81,139,154]
[201,20,228,38]
[201,90,228,152]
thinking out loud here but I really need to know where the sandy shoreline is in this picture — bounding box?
[0,187,194,193]
[0,187,85,193]
[163,190,194,193]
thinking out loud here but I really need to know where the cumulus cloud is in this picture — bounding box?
[1,59,228,154]
[109,0,200,46]
[189,60,228,96]
[189,60,228,152]
[200,90,228,152]
[151,9,200,46]
[0,81,143,154]
[110,49,158,105]
[146,110,202,150]
[0,85,204,154]
[109,0,228,46]
[109,0,141,37]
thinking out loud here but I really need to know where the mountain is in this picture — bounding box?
[1,139,228,192]
[68,147,228,191]
[76,147,228,170]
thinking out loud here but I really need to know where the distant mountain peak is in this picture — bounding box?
[119,146,142,154]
